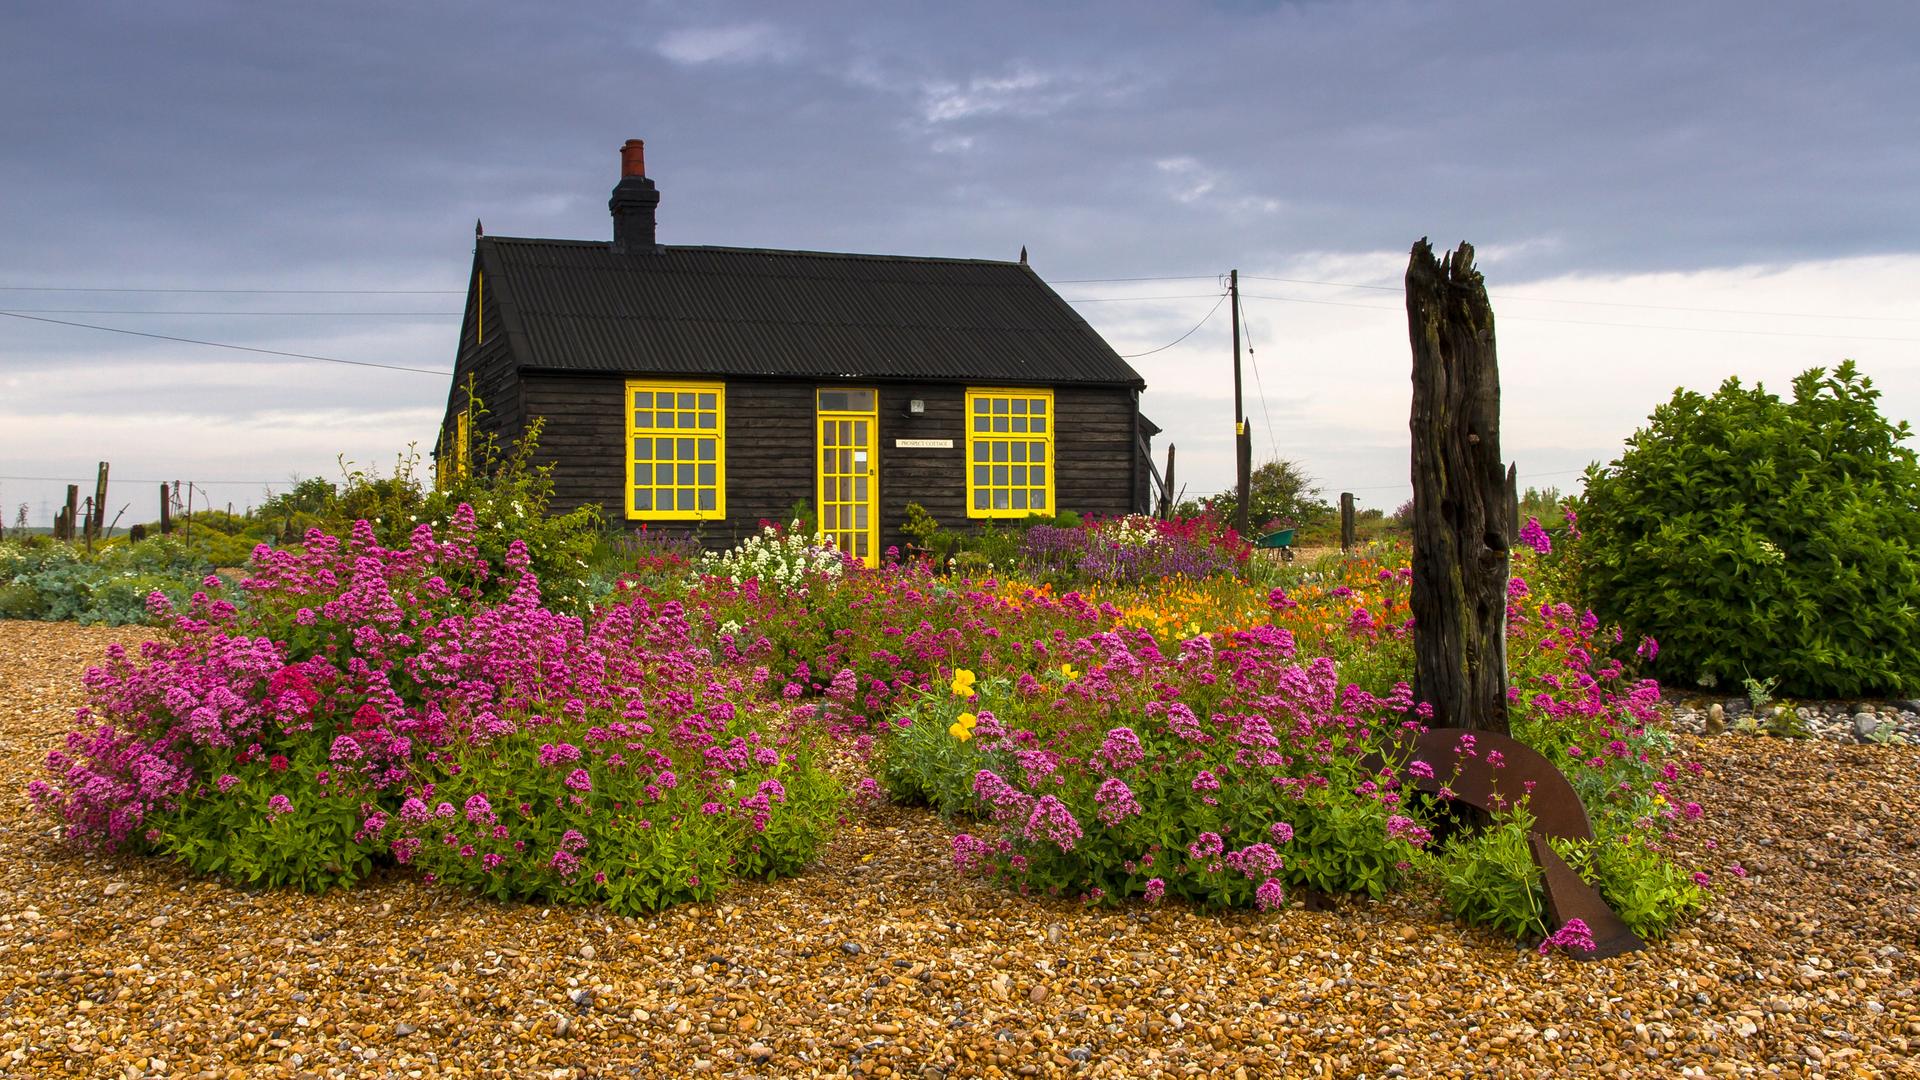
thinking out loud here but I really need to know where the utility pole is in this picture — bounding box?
[1230,269,1250,534]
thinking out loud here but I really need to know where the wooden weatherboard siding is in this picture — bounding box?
[519,375,1144,553]
[439,256,522,460]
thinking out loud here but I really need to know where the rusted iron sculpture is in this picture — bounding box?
[1386,727,1646,960]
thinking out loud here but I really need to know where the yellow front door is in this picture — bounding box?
[816,389,878,567]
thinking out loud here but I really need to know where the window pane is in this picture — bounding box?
[1012,466,1027,485]
[1011,489,1028,510]
[992,398,1009,414]
[992,442,1008,462]
[678,393,695,409]
[993,416,1009,433]
[846,390,874,411]
[1032,490,1047,509]
[678,438,695,459]
[658,441,676,460]
[699,440,716,461]
[824,505,839,529]
[655,464,673,483]
[698,489,716,511]
[854,505,868,528]
[854,476,868,500]
[698,392,716,409]
[1032,443,1047,463]
[633,411,653,428]
[993,465,1008,485]
[973,442,989,462]
[633,438,651,460]
[1031,418,1047,434]
[994,490,1010,510]
[974,490,990,509]
[633,392,652,408]
[1011,399,1027,414]
[1011,417,1028,433]
[655,486,671,507]
[973,398,989,414]
[677,464,694,486]
[698,412,716,429]
[677,489,694,511]
[973,465,989,486]
[819,391,848,412]
[633,488,651,510]
[698,463,716,485]
[1011,442,1027,462]
[1031,398,1047,415]
[656,411,675,429]
[1031,465,1046,485]
[974,416,990,432]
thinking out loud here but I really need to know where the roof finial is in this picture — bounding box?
[1018,245,1028,265]
[475,219,484,238]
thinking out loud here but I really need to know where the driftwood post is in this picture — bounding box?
[63,485,79,542]
[1406,239,1511,735]
[159,483,173,534]
[1160,445,1176,520]
[1339,492,1356,552]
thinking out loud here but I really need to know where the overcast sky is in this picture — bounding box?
[3,1,1917,528]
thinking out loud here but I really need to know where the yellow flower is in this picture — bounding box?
[947,722,972,741]
[957,712,978,730]
[1060,663,1080,681]
[949,669,977,697]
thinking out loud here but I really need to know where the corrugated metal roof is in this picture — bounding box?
[478,238,1146,387]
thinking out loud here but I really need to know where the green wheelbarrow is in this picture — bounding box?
[1255,527,1296,563]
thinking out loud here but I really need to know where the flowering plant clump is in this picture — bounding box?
[31,509,842,910]
[1019,515,1251,585]
[700,522,851,592]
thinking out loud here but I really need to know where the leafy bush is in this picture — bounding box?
[0,535,209,625]
[1579,361,1920,696]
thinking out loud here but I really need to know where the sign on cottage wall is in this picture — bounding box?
[894,438,954,449]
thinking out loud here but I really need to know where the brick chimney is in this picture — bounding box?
[609,139,660,252]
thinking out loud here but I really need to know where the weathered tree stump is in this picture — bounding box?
[1406,239,1511,734]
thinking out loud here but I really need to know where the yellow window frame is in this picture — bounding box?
[965,387,1055,518]
[454,410,471,480]
[624,379,726,520]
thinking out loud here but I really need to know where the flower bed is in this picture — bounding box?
[30,512,1719,945]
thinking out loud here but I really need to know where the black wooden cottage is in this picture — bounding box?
[438,140,1156,565]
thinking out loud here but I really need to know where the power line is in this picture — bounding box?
[1241,274,1920,323]
[1050,274,1220,284]
[1117,292,1229,358]
[0,285,463,295]
[0,474,281,485]
[0,311,452,375]
[1063,293,1224,304]
[0,309,460,316]
[1237,292,1920,343]
[1236,293,1280,461]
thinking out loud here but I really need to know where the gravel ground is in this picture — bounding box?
[3,620,1918,1079]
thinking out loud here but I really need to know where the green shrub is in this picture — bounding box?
[1579,361,1920,697]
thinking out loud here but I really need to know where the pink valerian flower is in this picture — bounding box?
[1142,878,1166,903]
[550,850,580,877]
[1518,517,1552,555]
[1093,778,1142,827]
[1386,815,1433,847]
[1187,832,1224,861]
[537,742,583,767]
[1692,871,1711,887]
[463,793,495,824]
[1096,727,1145,773]
[972,769,1035,821]
[1190,770,1221,792]
[563,769,593,792]
[560,829,589,853]
[951,833,992,870]
[1538,918,1596,956]
[399,797,431,823]
[1023,795,1084,852]
[215,774,240,793]
[1636,635,1660,661]
[1406,760,1435,780]
[1269,821,1294,844]
[1254,878,1286,911]
[266,794,293,816]
[481,853,505,872]
[1224,843,1284,880]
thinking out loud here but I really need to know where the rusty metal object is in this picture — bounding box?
[1381,726,1646,959]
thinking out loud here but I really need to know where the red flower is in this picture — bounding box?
[268,755,290,772]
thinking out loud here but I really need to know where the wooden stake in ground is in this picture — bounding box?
[1406,239,1511,735]
[1340,492,1356,552]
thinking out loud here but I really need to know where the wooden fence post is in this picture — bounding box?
[1160,445,1177,519]
[1406,238,1511,736]
[159,483,173,534]
[90,462,110,543]
[63,485,79,542]
[1340,492,1356,552]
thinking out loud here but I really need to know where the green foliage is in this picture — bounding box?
[0,535,209,624]
[152,761,375,894]
[1553,823,1708,941]
[901,502,941,553]
[1579,361,1920,697]
[1435,811,1548,940]
[876,689,995,818]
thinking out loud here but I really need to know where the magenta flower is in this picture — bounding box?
[1093,777,1142,827]
[266,794,292,816]
[563,769,593,792]
[1143,878,1166,903]
[1254,878,1285,911]
[1023,795,1084,852]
